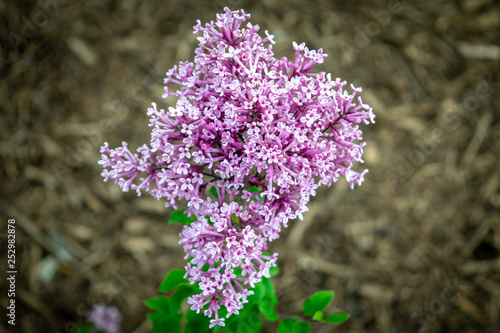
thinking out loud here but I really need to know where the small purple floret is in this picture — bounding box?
[87,304,122,333]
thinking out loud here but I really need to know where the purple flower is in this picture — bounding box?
[87,304,122,333]
[99,7,374,327]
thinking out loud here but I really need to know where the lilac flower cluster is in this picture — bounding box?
[99,8,374,328]
[87,304,122,333]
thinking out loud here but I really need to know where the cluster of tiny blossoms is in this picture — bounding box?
[87,304,122,333]
[99,8,374,328]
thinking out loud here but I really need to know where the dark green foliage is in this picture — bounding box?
[326,312,350,324]
[302,291,334,316]
[168,208,196,225]
[146,267,348,332]
[158,269,189,292]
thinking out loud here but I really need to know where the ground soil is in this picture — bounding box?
[1,0,500,332]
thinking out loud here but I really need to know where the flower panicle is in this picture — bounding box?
[98,7,374,327]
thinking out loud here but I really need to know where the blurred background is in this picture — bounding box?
[1,0,499,332]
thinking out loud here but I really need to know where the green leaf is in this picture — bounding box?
[158,269,189,292]
[258,292,279,321]
[312,310,324,321]
[303,291,334,316]
[148,311,182,333]
[231,214,240,225]
[222,309,247,329]
[269,265,280,277]
[261,276,275,294]
[232,267,243,277]
[248,186,264,201]
[168,208,193,225]
[326,312,350,324]
[226,310,262,333]
[249,281,266,302]
[169,284,196,312]
[278,318,296,333]
[144,296,172,313]
[213,325,229,333]
[247,312,263,333]
[208,186,218,198]
[185,309,211,333]
[292,321,311,333]
[222,294,264,332]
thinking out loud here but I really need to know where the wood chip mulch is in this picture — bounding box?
[1,0,499,332]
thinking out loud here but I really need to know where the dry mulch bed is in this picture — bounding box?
[1,0,499,332]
